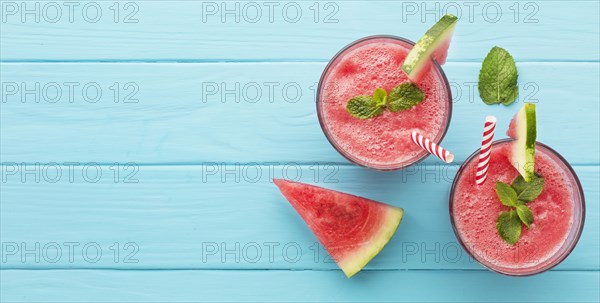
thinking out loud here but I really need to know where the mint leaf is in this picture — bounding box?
[372,88,387,107]
[346,83,427,119]
[346,96,384,119]
[511,175,528,195]
[495,181,518,207]
[516,204,534,228]
[512,174,544,202]
[494,174,544,244]
[478,46,518,105]
[387,83,425,112]
[497,210,522,245]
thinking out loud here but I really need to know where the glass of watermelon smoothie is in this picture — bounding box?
[449,139,585,276]
[316,35,452,170]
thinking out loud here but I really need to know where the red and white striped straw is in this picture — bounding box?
[410,131,454,163]
[475,116,497,185]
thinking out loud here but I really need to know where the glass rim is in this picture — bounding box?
[316,35,453,171]
[448,138,586,276]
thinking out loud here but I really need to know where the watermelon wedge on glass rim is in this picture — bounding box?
[402,14,458,83]
[273,179,404,278]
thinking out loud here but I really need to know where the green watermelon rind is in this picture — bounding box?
[338,207,404,278]
[402,14,457,81]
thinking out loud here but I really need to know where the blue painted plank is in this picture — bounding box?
[1,269,599,302]
[1,62,599,164]
[1,165,597,270]
[1,1,599,61]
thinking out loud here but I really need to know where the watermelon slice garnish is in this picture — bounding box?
[507,103,537,182]
[402,14,457,83]
[273,179,404,278]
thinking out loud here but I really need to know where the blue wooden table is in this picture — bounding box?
[1,1,599,302]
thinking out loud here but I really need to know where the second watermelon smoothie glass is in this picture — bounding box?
[317,35,452,171]
[450,139,585,276]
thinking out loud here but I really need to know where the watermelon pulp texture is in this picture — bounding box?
[507,103,537,182]
[507,114,518,139]
[452,142,575,269]
[318,37,451,169]
[402,14,457,83]
[273,179,403,278]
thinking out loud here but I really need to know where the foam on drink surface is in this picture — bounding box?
[452,142,575,269]
[319,38,450,167]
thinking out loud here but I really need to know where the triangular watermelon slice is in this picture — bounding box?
[273,179,404,278]
[402,14,458,83]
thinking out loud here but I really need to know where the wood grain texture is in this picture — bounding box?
[1,1,599,301]
[2,62,599,164]
[1,165,597,270]
[1,269,599,302]
[1,1,599,61]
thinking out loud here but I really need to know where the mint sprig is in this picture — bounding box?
[346,95,385,119]
[346,84,425,119]
[373,87,387,107]
[516,204,534,228]
[512,174,545,202]
[388,83,425,112]
[495,181,518,207]
[478,46,518,105]
[495,174,544,245]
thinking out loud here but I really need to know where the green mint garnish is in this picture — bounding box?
[346,95,385,119]
[516,204,534,228]
[373,87,387,107]
[494,174,544,245]
[478,46,519,105]
[497,210,522,245]
[495,181,518,207]
[345,84,425,119]
[512,174,545,202]
[388,83,425,112]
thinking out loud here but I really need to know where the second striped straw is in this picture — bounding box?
[475,116,497,185]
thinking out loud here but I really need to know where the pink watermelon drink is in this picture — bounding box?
[317,35,452,170]
[450,139,585,276]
